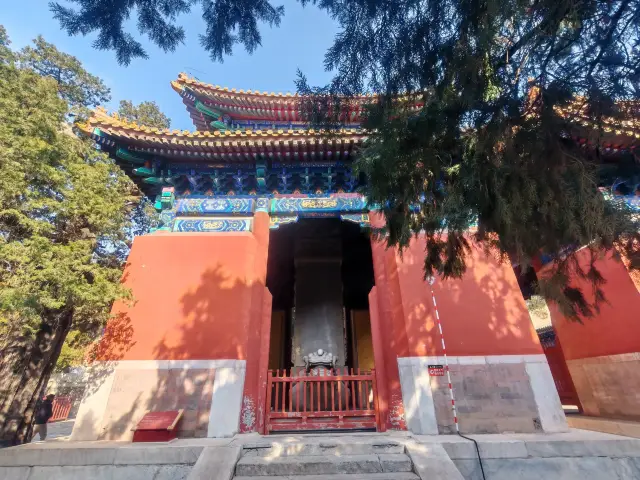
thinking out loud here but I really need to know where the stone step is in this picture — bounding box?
[242,442,405,457]
[234,473,420,480]
[235,453,413,477]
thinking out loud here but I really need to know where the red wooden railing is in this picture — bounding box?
[49,396,73,423]
[265,368,379,433]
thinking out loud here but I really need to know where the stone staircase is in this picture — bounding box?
[233,440,419,479]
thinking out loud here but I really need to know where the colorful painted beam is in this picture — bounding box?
[173,217,252,232]
[270,195,367,215]
[172,194,368,217]
[341,213,371,227]
[116,147,147,164]
[176,197,256,215]
[269,215,299,229]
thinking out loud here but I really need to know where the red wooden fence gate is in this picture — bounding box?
[265,368,379,433]
[49,396,73,422]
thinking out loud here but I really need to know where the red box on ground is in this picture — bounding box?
[132,409,184,442]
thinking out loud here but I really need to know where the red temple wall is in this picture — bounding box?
[389,237,541,356]
[368,213,564,434]
[368,211,541,357]
[101,232,265,362]
[75,218,272,441]
[80,210,568,439]
[541,248,640,419]
[543,249,640,360]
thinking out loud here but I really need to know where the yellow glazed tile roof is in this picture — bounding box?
[80,92,639,154]
[79,107,365,162]
[80,107,365,142]
[172,73,421,127]
[172,72,379,103]
[555,101,640,141]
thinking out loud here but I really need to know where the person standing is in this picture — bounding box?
[31,394,55,441]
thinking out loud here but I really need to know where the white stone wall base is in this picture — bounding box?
[398,362,438,434]
[397,355,568,434]
[207,365,246,438]
[70,359,246,441]
[71,363,118,441]
[525,361,568,432]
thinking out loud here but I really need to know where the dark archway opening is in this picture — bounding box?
[265,218,375,372]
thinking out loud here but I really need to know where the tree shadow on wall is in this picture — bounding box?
[389,237,545,434]
[93,265,256,440]
[76,267,138,397]
[69,302,138,441]
[395,237,538,356]
[81,311,138,399]
[153,265,252,361]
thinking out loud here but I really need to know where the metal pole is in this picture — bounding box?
[426,276,458,432]
[427,275,486,480]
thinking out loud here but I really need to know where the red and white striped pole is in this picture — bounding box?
[427,275,459,433]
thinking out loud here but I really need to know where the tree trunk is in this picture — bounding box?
[0,309,74,445]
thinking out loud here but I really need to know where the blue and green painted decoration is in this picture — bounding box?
[173,218,252,232]
[151,186,371,233]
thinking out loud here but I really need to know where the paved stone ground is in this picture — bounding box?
[2,429,640,479]
[567,415,640,439]
[34,420,75,442]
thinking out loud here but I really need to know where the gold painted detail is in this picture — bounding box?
[300,199,338,209]
[202,220,224,230]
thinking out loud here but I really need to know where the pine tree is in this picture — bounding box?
[295,0,640,318]
[50,0,285,65]
[18,35,110,119]
[118,100,171,129]
[0,26,11,64]
[49,1,640,316]
[0,30,136,445]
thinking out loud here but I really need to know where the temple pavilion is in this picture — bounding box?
[71,74,640,441]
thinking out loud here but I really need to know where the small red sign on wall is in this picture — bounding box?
[428,365,445,376]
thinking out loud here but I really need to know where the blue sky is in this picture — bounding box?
[2,1,338,130]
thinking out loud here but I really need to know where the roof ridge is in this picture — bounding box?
[85,108,365,140]
[177,72,301,99]
[175,72,383,100]
[90,106,177,135]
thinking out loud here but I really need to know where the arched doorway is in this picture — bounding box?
[264,218,379,432]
